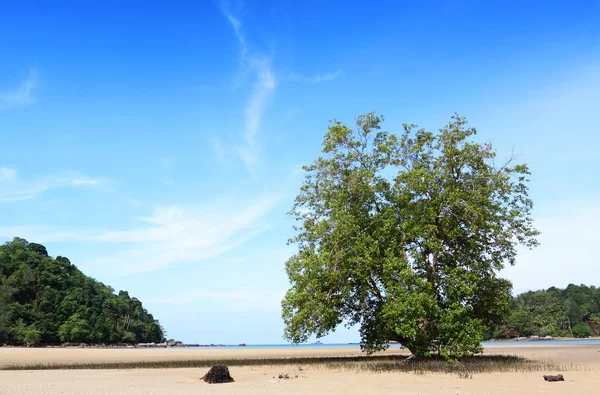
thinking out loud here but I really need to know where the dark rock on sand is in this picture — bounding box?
[201,364,235,384]
[543,374,565,382]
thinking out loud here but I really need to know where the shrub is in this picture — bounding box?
[572,322,592,338]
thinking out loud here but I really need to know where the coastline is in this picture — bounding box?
[2,336,600,350]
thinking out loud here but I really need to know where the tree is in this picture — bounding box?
[282,113,539,360]
[122,331,136,344]
[506,309,537,337]
[10,319,41,346]
[58,313,90,343]
[563,298,582,336]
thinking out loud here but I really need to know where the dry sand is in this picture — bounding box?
[1,345,599,394]
[0,346,405,368]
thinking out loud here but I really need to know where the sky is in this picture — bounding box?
[0,0,599,344]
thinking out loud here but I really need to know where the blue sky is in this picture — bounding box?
[1,0,599,344]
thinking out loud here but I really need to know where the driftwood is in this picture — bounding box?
[543,374,565,382]
[201,364,235,384]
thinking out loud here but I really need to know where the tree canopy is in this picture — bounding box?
[488,284,600,339]
[0,238,163,346]
[282,113,539,360]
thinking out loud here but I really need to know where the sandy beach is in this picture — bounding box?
[1,345,599,394]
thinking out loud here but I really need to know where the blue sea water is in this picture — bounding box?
[177,338,600,350]
[482,339,600,347]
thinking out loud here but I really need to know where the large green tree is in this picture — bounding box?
[282,113,539,360]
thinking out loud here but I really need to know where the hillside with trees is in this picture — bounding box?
[486,284,600,339]
[0,238,163,346]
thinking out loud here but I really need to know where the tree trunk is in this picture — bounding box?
[390,334,422,358]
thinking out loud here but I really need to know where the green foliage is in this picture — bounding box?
[121,331,137,344]
[571,322,592,338]
[0,278,14,343]
[10,319,41,346]
[0,238,163,345]
[58,314,90,343]
[506,309,537,337]
[492,284,600,338]
[282,113,539,360]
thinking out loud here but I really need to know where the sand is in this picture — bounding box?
[1,345,599,394]
[0,346,406,368]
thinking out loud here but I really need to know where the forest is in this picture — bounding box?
[487,284,600,339]
[0,238,163,346]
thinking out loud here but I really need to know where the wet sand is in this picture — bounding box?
[1,345,599,394]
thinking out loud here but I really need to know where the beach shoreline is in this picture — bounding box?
[2,343,600,367]
[1,344,599,394]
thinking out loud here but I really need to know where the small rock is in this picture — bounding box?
[543,374,565,382]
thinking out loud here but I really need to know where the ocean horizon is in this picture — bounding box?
[172,338,600,350]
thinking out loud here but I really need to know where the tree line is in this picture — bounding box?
[0,238,163,346]
[486,284,600,339]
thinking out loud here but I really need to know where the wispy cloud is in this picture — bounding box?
[288,70,344,84]
[88,195,280,274]
[0,171,104,202]
[0,194,282,274]
[0,69,37,111]
[224,12,248,56]
[0,167,17,181]
[217,8,277,171]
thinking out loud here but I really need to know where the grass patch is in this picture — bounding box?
[0,354,568,377]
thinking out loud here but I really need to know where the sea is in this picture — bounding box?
[178,338,600,350]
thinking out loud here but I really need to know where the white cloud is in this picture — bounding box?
[0,194,283,275]
[288,70,344,84]
[0,171,103,202]
[501,198,600,294]
[89,196,279,274]
[0,69,37,111]
[312,70,343,83]
[240,57,276,159]
[216,9,277,171]
[224,12,247,56]
[0,167,17,181]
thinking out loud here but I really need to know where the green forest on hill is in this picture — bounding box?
[485,284,600,339]
[0,238,163,346]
